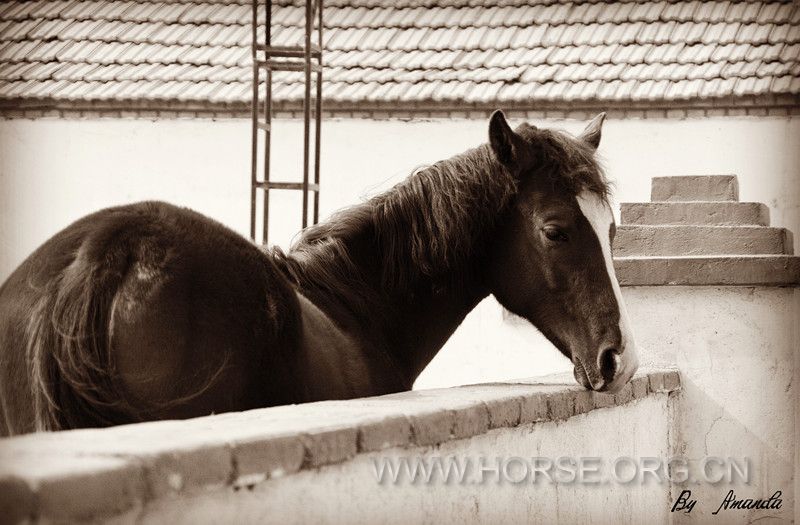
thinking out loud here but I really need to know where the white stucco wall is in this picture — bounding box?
[123,395,674,525]
[1,116,798,387]
[625,285,799,524]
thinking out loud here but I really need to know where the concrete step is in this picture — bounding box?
[651,175,738,202]
[614,225,793,257]
[620,201,769,226]
[613,255,800,286]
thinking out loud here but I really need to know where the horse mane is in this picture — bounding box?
[272,125,609,306]
[273,143,516,300]
[524,125,611,200]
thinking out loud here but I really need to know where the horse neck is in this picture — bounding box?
[385,274,489,383]
[284,144,516,386]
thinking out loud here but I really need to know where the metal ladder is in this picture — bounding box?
[250,0,323,244]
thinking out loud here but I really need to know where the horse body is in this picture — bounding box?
[0,203,297,433]
[0,112,638,435]
[0,199,484,435]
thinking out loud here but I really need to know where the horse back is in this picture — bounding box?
[0,201,303,434]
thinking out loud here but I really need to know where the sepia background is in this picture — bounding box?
[1,0,798,388]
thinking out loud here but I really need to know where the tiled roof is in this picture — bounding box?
[1,0,799,115]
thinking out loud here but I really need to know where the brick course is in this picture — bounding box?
[0,370,680,523]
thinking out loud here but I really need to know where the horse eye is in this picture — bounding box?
[543,227,569,243]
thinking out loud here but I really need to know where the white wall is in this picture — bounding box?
[1,116,798,388]
[625,285,799,524]
[124,395,673,525]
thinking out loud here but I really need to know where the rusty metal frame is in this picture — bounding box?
[251,0,323,244]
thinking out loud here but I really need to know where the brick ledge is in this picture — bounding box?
[1,93,799,120]
[0,370,680,523]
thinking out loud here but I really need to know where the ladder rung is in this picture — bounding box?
[256,181,320,192]
[255,44,322,58]
[257,122,270,131]
[257,60,323,73]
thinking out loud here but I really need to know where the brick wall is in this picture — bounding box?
[0,371,680,523]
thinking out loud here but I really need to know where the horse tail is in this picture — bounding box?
[26,242,136,431]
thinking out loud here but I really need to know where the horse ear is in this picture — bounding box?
[488,110,516,165]
[580,112,606,149]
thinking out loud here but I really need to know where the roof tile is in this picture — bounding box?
[595,3,621,24]
[614,79,637,100]
[771,75,791,92]
[1,0,797,108]
[705,2,729,23]
[782,75,800,92]
[757,3,781,24]
[781,43,800,63]
[791,5,800,25]
[768,22,798,44]
[741,3,762,23]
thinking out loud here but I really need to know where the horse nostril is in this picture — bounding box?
[599,347,620,382]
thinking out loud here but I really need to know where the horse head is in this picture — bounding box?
[486,111,639,393]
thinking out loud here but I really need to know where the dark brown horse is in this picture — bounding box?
[0,111,638,436]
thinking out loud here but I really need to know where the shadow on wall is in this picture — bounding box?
[669,379,794,524]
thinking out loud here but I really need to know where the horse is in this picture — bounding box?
[0,111,638,436]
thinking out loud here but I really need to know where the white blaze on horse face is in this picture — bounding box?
[575,191,639,378]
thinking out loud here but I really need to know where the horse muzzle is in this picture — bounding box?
[573,344,639,394]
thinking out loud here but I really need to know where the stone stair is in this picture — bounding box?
[650,174,739,202]
[614,175,794,258]
[621,201,770,227]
